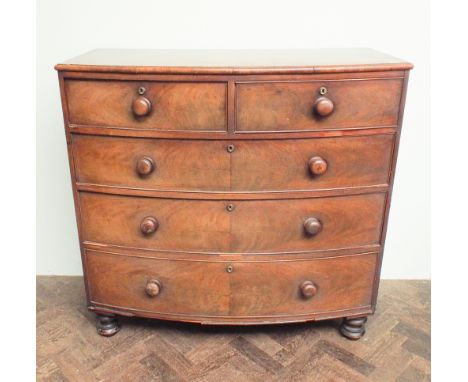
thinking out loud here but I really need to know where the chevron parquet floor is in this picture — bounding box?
[37,277,430,381]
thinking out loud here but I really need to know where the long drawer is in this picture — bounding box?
[236,78,403,132]
[73,134,394,192]
[79,192,386,253]
[86,250,377,320]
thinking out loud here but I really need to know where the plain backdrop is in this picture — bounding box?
[37,0,430,278]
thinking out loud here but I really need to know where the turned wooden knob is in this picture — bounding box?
[145,279,162,297]
[304,217,322,236]
[308,156,328,176]
[300,281,318,298]
[140,217,159,235]
[132,96,152,117]
[314,96,334,117]
[136,156,155,176]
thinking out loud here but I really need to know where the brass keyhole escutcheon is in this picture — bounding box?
[319,86,327,95]
[226,203,235,212]
[227,144,235,153]
[226,265,234,273]
[138,86,146,95]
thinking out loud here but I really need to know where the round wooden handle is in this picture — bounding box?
[132,96,152,117]
[140,217,159,235]
[314,96,334,117]
[145,279,162,297]
[308,156,328,176]
[304,217,322,236]
[300,281,318,298]
[136,156,155,176]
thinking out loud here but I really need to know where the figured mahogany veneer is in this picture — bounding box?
[65,80,227,131]
[80,192,385,253]
[56,49,412,339]
[85,250,376,321]
[236,78,403,132]
[73,134,394,193]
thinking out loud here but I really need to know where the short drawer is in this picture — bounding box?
[79,192,385,253]
[85,250,376,319]
[236,78,403,132]
[73,135,230,191]
[65,80,227,131]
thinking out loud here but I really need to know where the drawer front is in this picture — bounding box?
[80,192,384,253]
[73,135,393,193]
[86,250,230,316]
[85,250,375,318]
[231,135,394,191]
[236,78,403,132]
[229,254,376,316]
[65,80,227,131]
[80,193,231,252]
[73,135,230,191]
[230,194,385,253]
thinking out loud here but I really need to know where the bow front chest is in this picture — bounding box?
[55,49,412,339]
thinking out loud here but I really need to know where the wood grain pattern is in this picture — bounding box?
[230,194,386,253]
[230,135,394,191]
[85,250,376,320]
[73,135,231,192]
[236,78,403,131]
[65,79,227,131]
[55,50,412,336]
[37,277,430,381]
[79,192,385,253]
[73,134,393,193]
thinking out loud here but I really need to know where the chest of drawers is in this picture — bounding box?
[55,49,412,339]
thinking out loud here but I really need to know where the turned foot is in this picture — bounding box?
[96,314,120,337]
[340,316,367,340]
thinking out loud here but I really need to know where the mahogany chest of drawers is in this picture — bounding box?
[55,49,412,339]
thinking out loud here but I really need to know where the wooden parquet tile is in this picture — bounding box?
[36,277,430,381]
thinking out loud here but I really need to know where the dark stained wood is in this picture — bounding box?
[55,49,412,338]
[79,192,385,253]
[72,134,394,193]
[85,250,376,321]
[73,135,230,192]
[86,250,231,316]
[236,78,403,132]
[340,316,368,340]
[228,135,395,192]
[96,314,120,337]
[65,79,227,131]
[55,48,413,74]
[229,194,386,253]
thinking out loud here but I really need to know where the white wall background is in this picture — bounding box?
[37,0,430,278]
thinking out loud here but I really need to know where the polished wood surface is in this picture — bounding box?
[55,48,413,74]
[236,78,403,131]
[65,79,227,131]
[85,250,376,320]
[73,134,394,193]
[56,49,412,338]
[79,192,385,253]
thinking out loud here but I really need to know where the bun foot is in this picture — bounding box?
[96,314,120,337]
[340,316,367,340]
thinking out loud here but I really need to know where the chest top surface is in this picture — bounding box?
[55,48,412,75]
